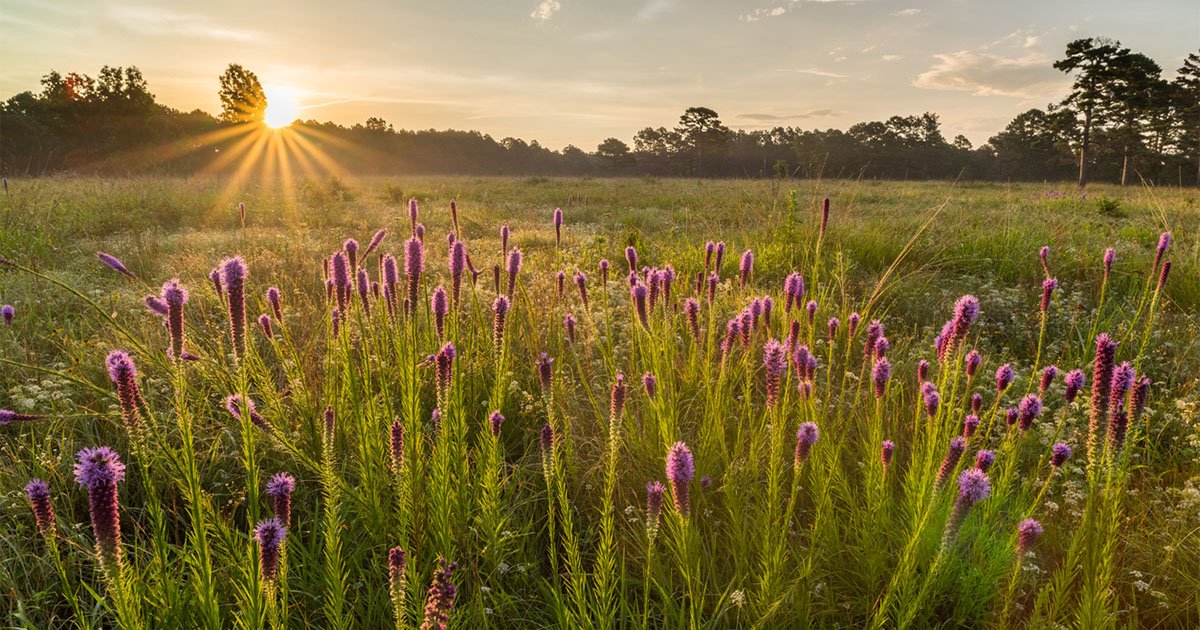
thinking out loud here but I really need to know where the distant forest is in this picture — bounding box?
[2,39,1198,185]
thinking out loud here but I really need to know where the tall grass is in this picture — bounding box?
[0,176,1197,627]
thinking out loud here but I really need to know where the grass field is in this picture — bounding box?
[1,175,1198,628]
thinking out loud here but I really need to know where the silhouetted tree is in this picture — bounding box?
[1055,38,1127,187]
[218,64,266,124]
[596,137,635,170]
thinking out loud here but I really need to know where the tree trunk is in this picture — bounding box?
[1120,143,1130,186]
[1077,113,1091,188]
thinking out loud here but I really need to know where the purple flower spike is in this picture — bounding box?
[1154,232,1171,270]
[388,546,407,619]
[1017,394,1042,431]
[944,468,990,543]
[935,437,966,488]
[1041,278,1058,313]
[491,296,510,356]
[706,272,719,303]
[220,256,249,358]
[963,414,980,439]
[1131,375,1150,421]
[916,359,930,384]
[390,418,404,473]
[258,314,273,339]
[683,298,700,342]
[995,363,1015,394]
[599,259,610,287]
[160,279,189,359]
[1089,334,1118,464]
[357,268,371,314]
[828,317,840,340]
[1064,369,1085,403]
[881,440,896,473]
[1039,246,1050,275]
[625,246,638,273]
[962,350,981,378]
[763,339,787,407]
[1017,518,1043,555]
[971,393,983,414]
[805,300,817,325]
[422,557,458,630]
[1051,442,1072,467]
[74,446,127,563]
[795,422,819,466]
[1005,407,1018,427]
[254,518,286,582]
[1158,260,1171,291]
[25,479,56,535]
[974,449,995,473]
[574,271,589,308]
[642,371,657,399]
[144,296,168,317]
[434,342,456,398]
[645,481,666,538]
[366,228,387,256]
[408,198,419,234]
[405,237,425,318]
[563,313,577,343]
[431,286,448,339]
[97,252,135,278]
[553,207,564,247]
[1103,247,1115,278]
[224,394,268,430]
[448,241,466,305]
[847,312,860,337]
[872,358,891,399]
[631,284,649,328]
[106,350,144,435]
[488,411,504,437]
[1039,365,1058,396]
[819,197,830,239]
[739,249,753,288]
[344,238,360,277]
[666,441,695,516]
[924,386,941,418]
[715,241,726,272]
[505,248,522,297]
[2,304,13,326]
[265,472,296,528]
[500,225,510,254]
[536,353,554,391]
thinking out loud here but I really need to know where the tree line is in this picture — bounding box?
[1,39,1197,185]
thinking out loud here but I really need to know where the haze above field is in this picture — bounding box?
[2,0,1194,149]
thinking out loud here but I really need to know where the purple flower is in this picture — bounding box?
[874,336,890,359]
[362,228,386,255]
[97,252,135,278]
[74,446,126,562]
[144,295,168,317]
[225,394,268,430]
[505,248,522,297]
[881,440,896,472]
[806,300,817,326]
[974,449,995,473]
[574,271,589,308]
[763,339,787,407]
[739,249,753,288]
[408,198,420,234]
[431,286,448,339]
[1154,231,1171,270]
[265,287,283,322]
[783,273,804,312]
[563,313,577,343]
[1103,247,1115,278]
[645,481,666,537]
[625,246,638,273]
[641,371,657,399]
[683,298,700,342]
[435,342,456,398]
[924,386,941,418]
[1017,394,1042,431]
[666,441,695,516]
[608,373,628,423]
[1051,442,1072,467]
[553,207,564,247]
[447,241,466,306]
[536,353,554,391]
[848,312,860,337]
[405,237,425,318]
[500,225,510,254]
[956,467,990,506]
[1108,403,1130,454]
[421,557,458,630]
[488,411,504,437]
[706,272,719,303]
[1017,518,1043,555]
[254,518,286,582]
[599,259,610,287]
[390,418,404,473]
[935,437,966,488]
[971,393,983,414]
[1,304,13,326]
[1064,369,1085,403]
[357,268,371,314]
[160,279,189,359]
[1158,260,1171,291]
[631,284,649,328]
[1131,375,1150,421]
[938,295,981,362]
[238,202,246,223]
[382,255,399,319]
[491,296,510,357]
[795,422,819,465]
[258,314,273,339]
[1039,246,1050,275]
[716,241,726,272]
[1041,277,1058,313]
[344,238,360,275]
[220,256,249,358]
[963,414,980,439]
[1039,365,1058,396]
[25,479,56,535]
[1005,407,1018,427]
[388,546,407,618]
[863,320,884,358]
[1089,334,1118,464]
[916,359,930,384]
[331,307,341,336]
[963,350,981,378]
[828,317,840,340]
[265,472,296,528]
[872,358,891,399]
[995,363,1015,394]
[106,350,144,435]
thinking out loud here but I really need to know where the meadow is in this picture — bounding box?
[0,175,1197,628]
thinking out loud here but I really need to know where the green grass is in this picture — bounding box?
[0,175,1198,628]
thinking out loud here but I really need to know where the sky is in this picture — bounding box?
[2,0,1196,150]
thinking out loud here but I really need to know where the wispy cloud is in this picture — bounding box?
[638,0,682,21]
[738,109,836,121]
[882,54,901,61]
[892,8,921,16]
[914,44,1066,98]
[774,67,849,79]
[109,5,262,41]
[740,0,870,22]
[530,0,561,23]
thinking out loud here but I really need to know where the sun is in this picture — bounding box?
[263,85,301,129]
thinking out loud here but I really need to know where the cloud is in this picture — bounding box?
[638,0,682,21]
[740,0,867,21]
[109,5,262,41]
[530,0,561,22]
[774,68,849,79]
[892,8,921,16]
[738,109,836,121]
[914,49,1067,98]
[882,54,901,61]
